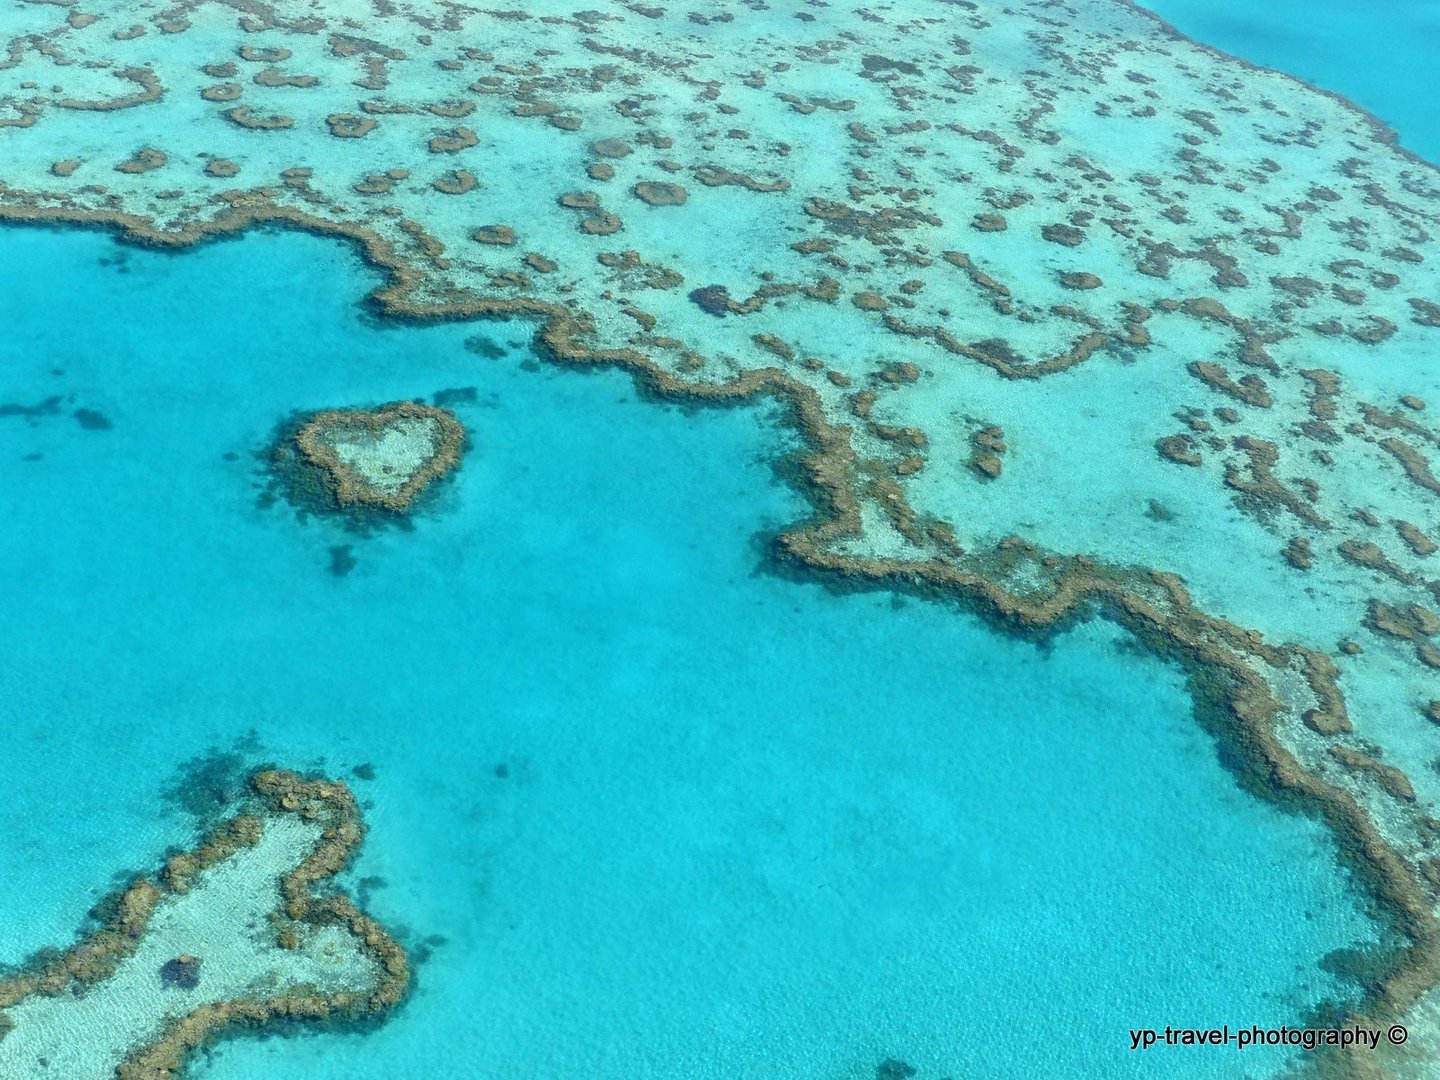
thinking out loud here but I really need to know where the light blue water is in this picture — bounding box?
[0,225,1385,1078]
[1138,0,1440,162]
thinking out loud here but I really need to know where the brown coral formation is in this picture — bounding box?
[0,880,163,1007]
[115,148,167,175]
[56,67,163,111]
[222,107,294,130]
[1330,745,1416,803]
[291,401,466,512]
[472,224,516,245]
[1298,649,1351,735]
[1058,271,1102,290]
[200,83,243,103]
[254,68,319,89]
[326,113,377,138]
[968,424,1006,480]
[1342,542,1416,585]
[433,169,478,194]
[1186,361,1273,408]
[691,165,789,192]
[579,211,622,235]
[238,46,292,63]
[590,137,632,158]
[1365,599,1439,641]
[632,180,687,206]
[1041,222,1085,247]
[427,126,478,153]
[1363,598,1440,668]
[1156,434,1202,467]
[1396,520,1437,557]
[1223,437,1327,528]
[1283,536,1313,571]
[1380,437,1440,496]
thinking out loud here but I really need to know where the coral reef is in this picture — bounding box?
[1,0,1438,1071]
[0,771,407,1080]
[287,401,465,513]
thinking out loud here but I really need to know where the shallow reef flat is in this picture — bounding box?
[1,0,1439,1073]
[0,771,406,1080]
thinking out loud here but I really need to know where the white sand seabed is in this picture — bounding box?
[323,416,442,496]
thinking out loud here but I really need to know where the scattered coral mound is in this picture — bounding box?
[294,401,465,511]
[0,770,407,1080]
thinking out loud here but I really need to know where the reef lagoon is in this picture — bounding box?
[2,0,1440,1077]
[0,224,1383,1079]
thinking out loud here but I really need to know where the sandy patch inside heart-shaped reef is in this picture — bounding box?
[294,402,465,511]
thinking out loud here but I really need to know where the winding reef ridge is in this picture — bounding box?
[0,0,1438,1074]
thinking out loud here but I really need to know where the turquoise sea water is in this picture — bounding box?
[0,224,1386,1078]
[1139,0,1440,161]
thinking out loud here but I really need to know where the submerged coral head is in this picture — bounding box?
[158,955,202,990]
[294,401,465,512]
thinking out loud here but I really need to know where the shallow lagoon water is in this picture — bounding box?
[0,225,1387,1077]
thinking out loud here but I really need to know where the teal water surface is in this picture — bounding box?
[0,224,1386,1078]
